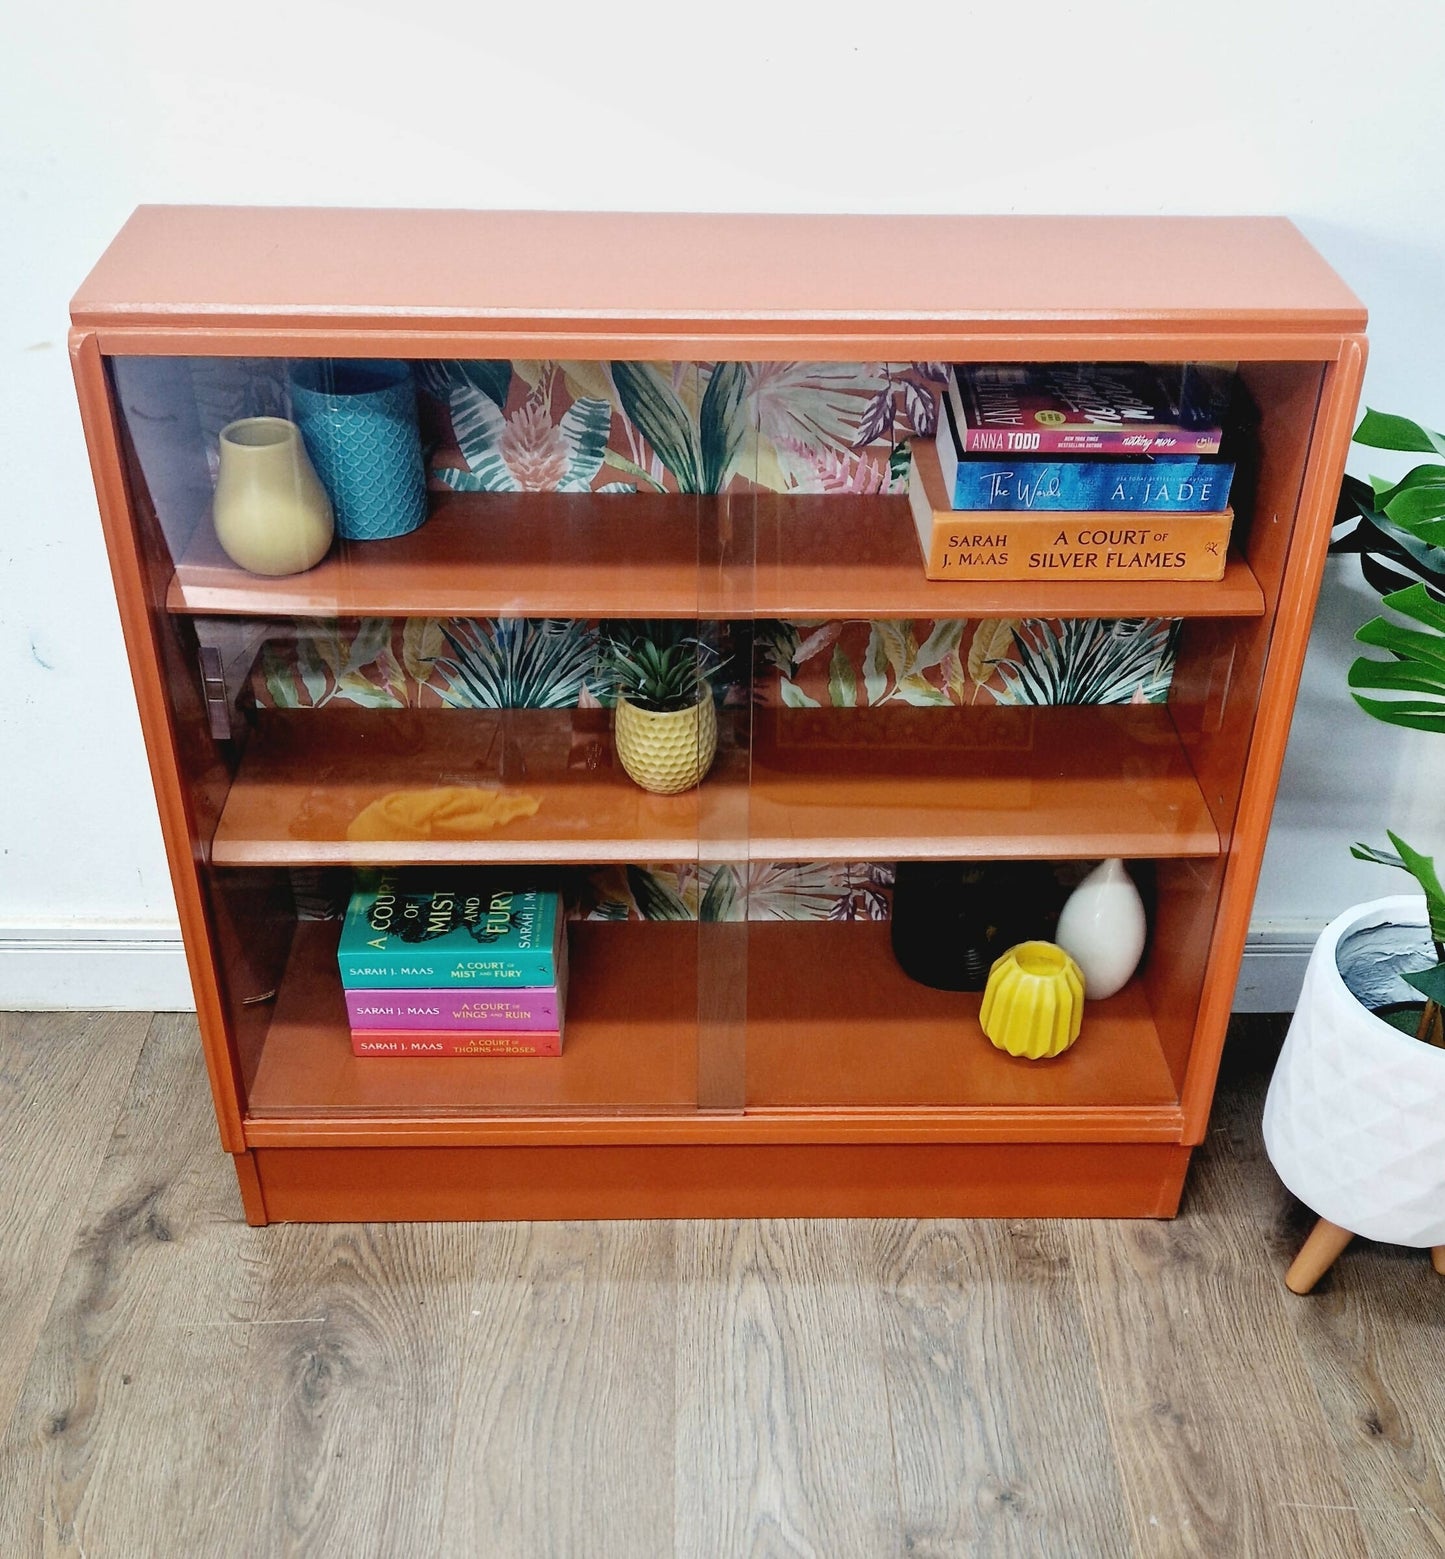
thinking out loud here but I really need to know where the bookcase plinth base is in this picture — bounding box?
[235,1141,1192,1225]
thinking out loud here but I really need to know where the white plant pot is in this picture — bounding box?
[1263,894,1445,1247]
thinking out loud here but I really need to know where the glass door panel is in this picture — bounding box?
[109,352,730,1119]
[739,357,1326,1113]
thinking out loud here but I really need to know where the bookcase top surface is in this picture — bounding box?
[72,208,1365,342]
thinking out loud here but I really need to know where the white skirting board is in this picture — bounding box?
[1230,923,1320,1013]
[0,925,196,1011]
[1,921,1319,1015]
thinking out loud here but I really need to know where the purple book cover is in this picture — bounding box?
[345,986,561,1031]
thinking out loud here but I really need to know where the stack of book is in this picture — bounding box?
[909,362,1240,582]
[337,872,567,1056]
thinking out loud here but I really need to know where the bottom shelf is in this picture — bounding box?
[245,919,1182,1124]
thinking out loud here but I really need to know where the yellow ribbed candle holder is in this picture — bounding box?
[979,941,1085,1060]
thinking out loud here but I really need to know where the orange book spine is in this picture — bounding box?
[908,444,1232,582]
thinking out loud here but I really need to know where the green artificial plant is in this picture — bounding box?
[606,624,724,713]
[1340,409,1445,1046]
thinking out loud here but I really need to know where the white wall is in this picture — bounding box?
[5,0,1445,1006]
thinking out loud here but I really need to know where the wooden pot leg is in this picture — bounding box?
[1285,1218,1356,1295]
[1432,1247,1445,1276]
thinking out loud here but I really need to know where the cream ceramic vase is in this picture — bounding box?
[1054,858,1147,999]
[213,416,334,576]
[614,695,717,795]
[1264,895,1445,1247]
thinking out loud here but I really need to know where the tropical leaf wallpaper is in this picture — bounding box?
[291,861,894,926]
[753,616,1179,708]
[256,618,742,710]
[573,861,895,923]
[259,358,1178,926]
[254,614,1177,712]
[417,361,944,496]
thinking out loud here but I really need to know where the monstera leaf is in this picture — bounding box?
[1348,583,1445,735]
[1334,410,1445,593]
[1354,408,1445,459]
[1371,465,1445,543]
[1334,473,1445,597]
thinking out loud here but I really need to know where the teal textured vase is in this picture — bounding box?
[289,360,426,542]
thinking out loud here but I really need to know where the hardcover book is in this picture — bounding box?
[908,441,1232,582]
[350,1027,564,1058]
[949,363,1229,455]
[936,396,1234,513]
[338,872,563,989]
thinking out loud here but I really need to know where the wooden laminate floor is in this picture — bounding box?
[1,1012,1442,1558]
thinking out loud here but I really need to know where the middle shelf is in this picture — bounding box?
[210,703,1221,866]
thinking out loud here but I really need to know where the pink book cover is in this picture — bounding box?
[345,985,561,1030]
[952,363,1228,455]
[350,1027,563,1057]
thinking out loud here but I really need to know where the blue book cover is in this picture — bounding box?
[937,394,1234,513]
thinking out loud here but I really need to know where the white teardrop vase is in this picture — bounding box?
[1054,858,1146,1000]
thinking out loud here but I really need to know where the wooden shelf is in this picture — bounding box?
[748,704,1218,861]
[244,920,1179,1122]
[168,490,1266,622]
[748,497,1265,623]
[210,704,1219,867]
[213,708,715,867]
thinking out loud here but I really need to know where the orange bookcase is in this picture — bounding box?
[69,210,1365,1223]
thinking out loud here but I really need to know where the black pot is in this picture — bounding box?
[890,861,1059,991]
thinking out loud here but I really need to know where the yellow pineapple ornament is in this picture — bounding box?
[608,632,722,796]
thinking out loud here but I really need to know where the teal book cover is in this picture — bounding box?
[338,872,562,989]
